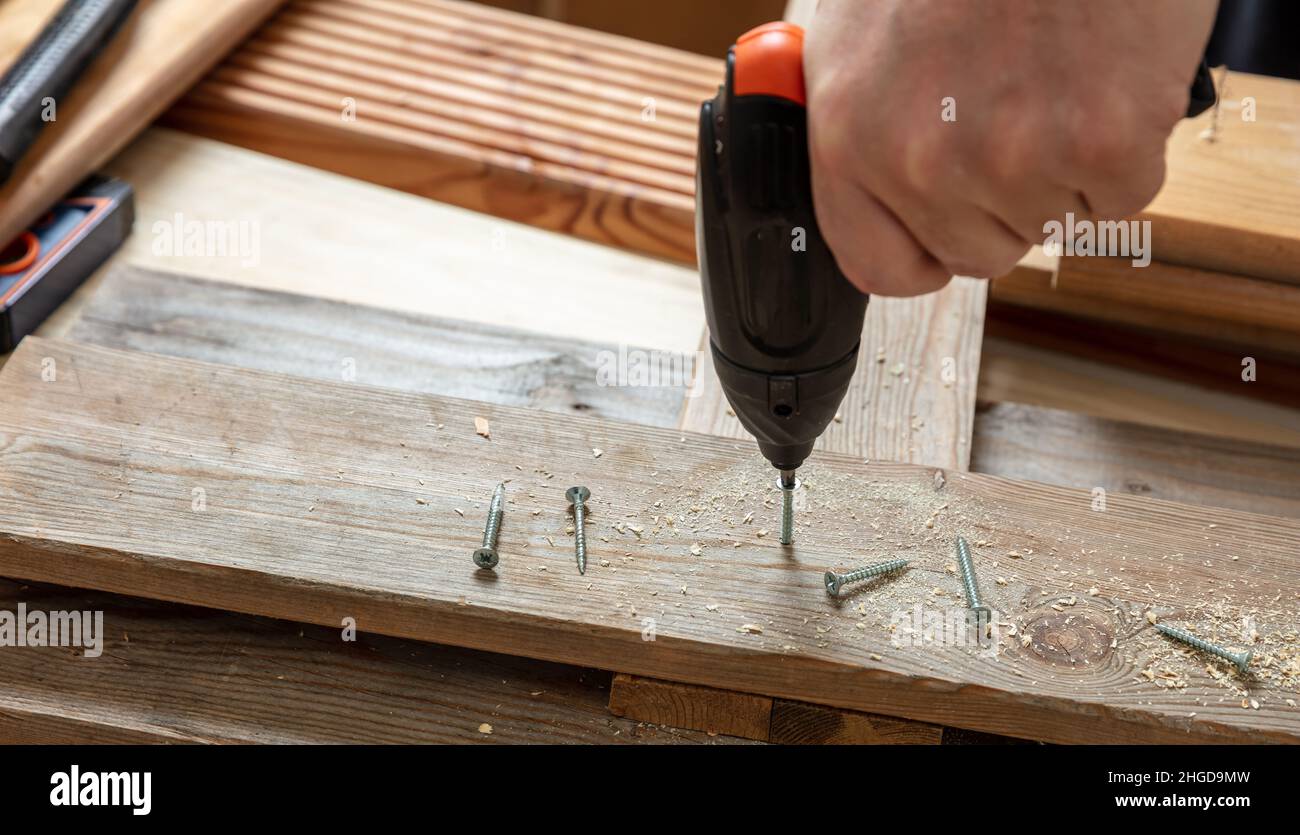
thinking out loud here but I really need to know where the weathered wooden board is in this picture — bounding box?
[971,402,1300,519]
[0,578,733,744]
[92,130,704,356]
[1,337,1296,744]
[0,0,286,248]
[609,673,947,744]
[682,278,988,471]
[67,267,685,429]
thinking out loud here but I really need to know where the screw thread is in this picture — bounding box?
[482,483,505,548]
[777,473,798,546]
[1156,624,1250,670]
[954,536,984,610]
[573,502,587,575]
[842,558,910,584]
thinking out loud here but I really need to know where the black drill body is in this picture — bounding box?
[696,48,869,474]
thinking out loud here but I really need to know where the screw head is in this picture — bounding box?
[473,547,499,569]
[566,486,590,505]
[1235,649,1254,674]
[824,571,842,597]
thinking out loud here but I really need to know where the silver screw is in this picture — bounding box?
[954,536,990,620]
[825,558,909,597]
[778,472,799,545]
[566,486,590,575]
[473,482,505,569]
[1156,623,1253,674]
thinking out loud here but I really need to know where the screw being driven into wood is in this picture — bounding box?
[824,558,910,597]
[473,482,505,569]
[1156,623,1253,674]
[954,536,990,621]
[566,486,590,575]
[778,471,799,545]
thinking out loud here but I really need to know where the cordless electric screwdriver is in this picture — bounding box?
[696,22,868,544]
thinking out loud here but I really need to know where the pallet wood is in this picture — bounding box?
[682,278,988,471]
[1146,70,1300,283]
[88,129,704,355]
[164,0,718,264]
[0,578,732,744]
[991,256,1300,358]
[609,673,946,744]
[970,402,1300,518]
[67,266,686,429]
[2,337,1297,744]
[0,0,286,248]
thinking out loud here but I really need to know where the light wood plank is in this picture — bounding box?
[1147,71,1300,283]
[1,337,1297,744]
[0,0,286,248]
[93,129,704,355]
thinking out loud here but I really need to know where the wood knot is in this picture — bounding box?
[1022,606,1114,668]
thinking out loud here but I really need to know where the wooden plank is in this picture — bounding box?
[66,266,686,429]
[0,0,286,248]
[608,673,945,744]
[1147,70,1300,283]
[2,337,1297,744]
[991,256,1300,358]
[0,578,730,744]
[971,402,1300,519]
[609,674,772,740]
[682,278,987,470]
[88,129,704,356]
[163,0,719,264]
[768,699,943,745]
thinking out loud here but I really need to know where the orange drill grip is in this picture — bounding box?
[732,21,806,106]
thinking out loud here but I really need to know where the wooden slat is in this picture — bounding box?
[94,129,704,356]
[971,402,1300,519]
[164,0,718,263]
[608,673,946,744]
[2,337,1297,744]
[1147,71,1300,283]
[0,578,730,744]
[609,674,772,740]
[0,0,287,248]
[991,256,1300,358]
[67,266,686,429]
[682,278,987,471]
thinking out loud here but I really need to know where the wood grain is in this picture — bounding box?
[90,129,704,355]
[0,578,730,744]
[2,337,1297,744]
[0,0,286,248]
[609,674,772,740]
[163,0,719,263]
[991,256,1300,358]
[67,266,686,429]
[682,278,989,470]
[971,402,1300,519]
[768,699,943,745]
[1147,70,1300,283]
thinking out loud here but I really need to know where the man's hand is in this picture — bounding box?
[804,0,1217,296]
